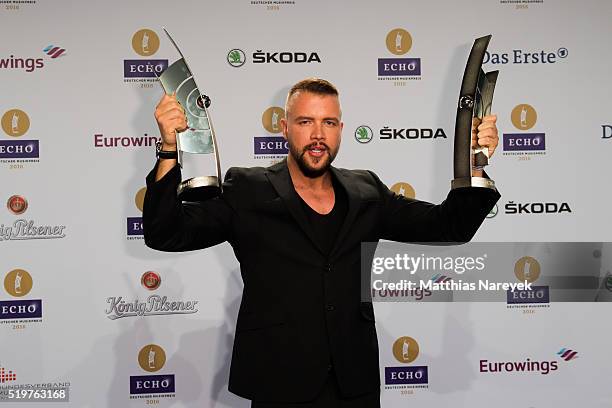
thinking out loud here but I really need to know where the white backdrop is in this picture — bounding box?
[1,0,611,406]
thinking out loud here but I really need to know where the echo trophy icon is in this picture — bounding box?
[135,187,146,213]
[127,187,146,238]
[386,29,412,55]
[514,256,541,283]
[511,104,537,131]
[507,255,549,306]
[138,344,166,372]
[4,269,33,297]
[262,107,285,134]
[1,109,30,137]
[132,29,160,56]
[390,182,416,199]
[392,336,419,364]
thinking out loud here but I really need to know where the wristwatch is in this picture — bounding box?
[155,140,178,160]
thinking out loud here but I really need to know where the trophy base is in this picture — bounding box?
[177,176,221,201]
[451,177,496,190]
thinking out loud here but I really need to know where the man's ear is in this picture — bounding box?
[280,117,288,140]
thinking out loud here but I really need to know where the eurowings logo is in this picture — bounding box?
[43,45,66,59]
[557,348,578,361]
[430,274,452,284]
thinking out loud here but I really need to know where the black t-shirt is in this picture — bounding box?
[296,175,348,256]
[294,175,349,378]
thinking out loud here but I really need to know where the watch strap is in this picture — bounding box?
[155,140,178,159]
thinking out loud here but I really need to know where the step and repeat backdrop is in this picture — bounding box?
[1,0,611,406]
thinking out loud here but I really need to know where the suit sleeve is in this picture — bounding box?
[142,161,235,252]
[370,171,501,243]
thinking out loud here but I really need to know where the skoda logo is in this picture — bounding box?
[227,49,246,67]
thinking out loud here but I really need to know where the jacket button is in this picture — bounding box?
[326,305,335,312]
[324,264,331,273]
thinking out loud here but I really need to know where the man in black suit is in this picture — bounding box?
[144,78,500,407]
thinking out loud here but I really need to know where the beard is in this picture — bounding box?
[288,140,338,178]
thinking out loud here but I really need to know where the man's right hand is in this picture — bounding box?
[153,93,188,181]
[154,93,188,151]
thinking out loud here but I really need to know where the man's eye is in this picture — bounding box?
[325,121,337,126]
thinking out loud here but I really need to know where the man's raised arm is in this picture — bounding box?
[143,94,234,252]
[375,114,500,243]
[153,93,182,181]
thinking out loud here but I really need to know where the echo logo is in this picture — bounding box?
[503,104,546,155]
[378,28,421,78]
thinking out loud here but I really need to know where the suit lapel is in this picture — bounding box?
[265,160,363,258]
[329,166,362,257]
[265,160,326,255]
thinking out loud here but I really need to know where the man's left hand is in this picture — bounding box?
[472,114,499,158]
[471,114,499,177]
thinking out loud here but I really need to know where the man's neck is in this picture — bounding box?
[286,155,333,192]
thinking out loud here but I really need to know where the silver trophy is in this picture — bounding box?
[157,28,222,201]
[451,35,498,190]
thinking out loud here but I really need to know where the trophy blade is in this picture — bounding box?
[162,27,190,68]
[481,71,499,117]
[156,28,223,198]
[453,35,492,182]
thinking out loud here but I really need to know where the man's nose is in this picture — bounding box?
[310,121,325,140]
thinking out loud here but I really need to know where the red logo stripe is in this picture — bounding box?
[51,48,65,58]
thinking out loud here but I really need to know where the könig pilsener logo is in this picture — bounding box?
[7,195,28,215]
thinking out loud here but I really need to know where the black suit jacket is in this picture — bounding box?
[143,159,500,402]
